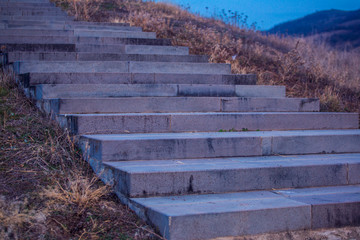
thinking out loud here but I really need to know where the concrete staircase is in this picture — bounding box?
[2,0,360,239]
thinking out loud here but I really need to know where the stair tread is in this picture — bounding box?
[132,184,360,214]
[130,185,360,239]
[82,129,360,140]
[104,153,360,173]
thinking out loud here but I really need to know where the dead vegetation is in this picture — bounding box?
[0,69,159,239]
[52,0,360,114]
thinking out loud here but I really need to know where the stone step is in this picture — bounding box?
[30,84,284,99]
[129,185,360,240]
[19,72,257,86]
[75,36,170,45]
[0,5,60,10]
[0,7,64,14]
[2,10,69,16]
[0,0,51,2]
[40,97,319,114]
[75,44,189,55]
[0,2,54,7]
[74,29,150,38]
[1,21,140,31]
[1,30,153,39]
[1,7,64,12]
[0,28,143,37]
[1,42,172,55]
[103,153,360,198]
[8,52,204,63]
[61,112,358,135]
[0,16,73,21]
[79,129,360,161]
[0,19,130,27]
[1,43,76,53]
[4,43,188,55]
[13,61,231,74]
[0,29,74,36]
[0,36,171,45]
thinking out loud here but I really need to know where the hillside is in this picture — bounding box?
[268,9,360,50]
[51,0,360,114]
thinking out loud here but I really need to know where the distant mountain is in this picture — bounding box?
[267,9,360,50]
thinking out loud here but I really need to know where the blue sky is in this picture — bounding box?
[156,0,360,30]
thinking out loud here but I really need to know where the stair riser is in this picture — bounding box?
[31,84,282,99]
[0,28,142,37]
[76,45,189,55]
[115,163,357,198]
[2,11,68,17]
[40,97,319,114]
[3,43,174,55]
[0,3,54,7]
[1,19,130,27]
[2,23,141,31]
[2,17,72,23]
[2,44,76,53]
[0,0,51,2]
[63,113,359,135]
[104,154,360,198]
[81,134,360,161]
[74,30,153,38]
[0,36,171,45]
[13,61,231,74]
[0,6,63,11]
[0,29,74,36]
[9,53,207,63]
[1,31,154,39]
[20,72,257,86]
[76,37,172,45]
[0,36,74,44]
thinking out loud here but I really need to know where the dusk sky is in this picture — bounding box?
[156,0,360,30]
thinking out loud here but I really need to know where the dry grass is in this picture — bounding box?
[52,0,360,115]
[0,69,159,239]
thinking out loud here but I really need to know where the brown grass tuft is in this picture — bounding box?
[43,176,110,215]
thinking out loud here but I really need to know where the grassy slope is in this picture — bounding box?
[53,0,359,115]
[0,70,159,239]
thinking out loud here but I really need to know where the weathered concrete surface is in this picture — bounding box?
[13,61,231,74]
[236,85,285,98]
[275,185,360,229]
[32,84,289,99]
[41,97,319,114]
[131,191,311,240]
[8,52,207,63]
[63,112,359,135]
[80,130,360,161]
[104,153,360,197]
[0,35,171,45]
[20,72,257,85]
[131,185,360,240]
[1,43,76,53]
